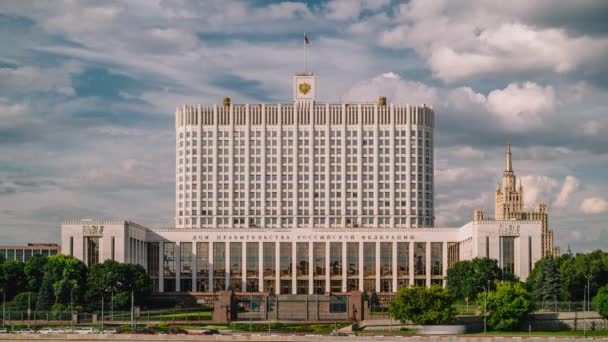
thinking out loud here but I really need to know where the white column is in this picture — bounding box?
[341,241,347,292]
[375,241,381,292]
[192,241,197,292]
[175,242,181,292]
[392,242,398,292]
[425,241,431,287]
[442,242,448,288]
[208,242,214,292]
[159,242,164,293]
[275,242,281,295]
[259,241,264,292]
[242,242,247,292]
[308,241,314,294]
[225,242,230,291]
[325,241,331,293]
[409,241,414,286]
[292,242,297,294]
[358,242,363,292]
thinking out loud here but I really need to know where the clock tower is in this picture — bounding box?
[293,72,315,105]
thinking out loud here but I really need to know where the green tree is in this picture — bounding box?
[559,250,608,301]
[526,257,561,307]
[479,281,533,331]
[7,292,37,311]
[593,285,608,320]
[389,286,456,325]
[24,254,48,292]
[86,260,150,307]
[36,277,55,311]
[446,258,503,300]
[42,254,87,306]
[1,260,27,300]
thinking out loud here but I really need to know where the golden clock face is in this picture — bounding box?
[299,82,311,95]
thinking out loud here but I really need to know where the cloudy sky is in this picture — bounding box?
[1,0,607,252]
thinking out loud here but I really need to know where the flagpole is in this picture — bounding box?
[304,32,307,73]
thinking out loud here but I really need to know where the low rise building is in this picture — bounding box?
[0,243,60,262]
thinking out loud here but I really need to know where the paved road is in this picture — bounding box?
[1,334,608,341]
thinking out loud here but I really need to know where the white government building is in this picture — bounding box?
[61,72,555,294]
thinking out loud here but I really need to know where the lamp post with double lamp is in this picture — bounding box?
[2,291,5,327]
[483,280,490,336]
[70,284,78,332]
[584,274,591,337]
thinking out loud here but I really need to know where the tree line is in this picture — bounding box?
[0,254,150,313]
[389,249,608,331]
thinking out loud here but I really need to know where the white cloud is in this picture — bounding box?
[0,63,80,96]
[553,176,579,208]
[486,82,555,130]
[342,72,438,105]
[520,175,559,206]
[379,1,608,82]
[580,197,608,214]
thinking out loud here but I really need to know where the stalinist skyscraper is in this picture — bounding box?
[495,143,524,220]
[475,143,558,257]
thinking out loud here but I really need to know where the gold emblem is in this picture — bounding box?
[299,82,311,95]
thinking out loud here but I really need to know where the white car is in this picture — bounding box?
[0,327,8,333]
[15,328,35,334]
[103,328,118,334]
[76,327,95,334]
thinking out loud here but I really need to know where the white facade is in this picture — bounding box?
[175,73,435,229]
[61,219,542,294]
[59,71,550,294]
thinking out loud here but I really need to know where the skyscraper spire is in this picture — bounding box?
[506,141,512,172]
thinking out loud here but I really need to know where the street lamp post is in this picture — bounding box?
[70,284,78,332]
[2,291,5,327]
[130,289,134,332]
[483,283,489,336]
[110,288,114,321]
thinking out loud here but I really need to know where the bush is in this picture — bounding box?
[479,281,533,331]
[593,285,608,320]
[7,292,37,311]
[389,285,455,325]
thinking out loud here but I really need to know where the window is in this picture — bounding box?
[330,242,342,277]
[213,243,226,290]
[246,242,259,278]
[380,242,392,276]
[280,242,292,277]
[163,242,176,277]
[313,242,325,276]
[111,237,115,261]
[397,242,409,277]
[414,242,426,276]
[431,242,442,276]
[347,242,359,276]
[296,242,309,276]
[363,242,376,278]
[500,237,515,275]
[263,242,275,277]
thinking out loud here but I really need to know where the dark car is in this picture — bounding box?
[202,329,220,335]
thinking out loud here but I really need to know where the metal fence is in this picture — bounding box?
[1,308,213,324]
[233,294,349,322]
[369,301,601,318]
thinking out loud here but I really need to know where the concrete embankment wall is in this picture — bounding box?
[1,335,608,341]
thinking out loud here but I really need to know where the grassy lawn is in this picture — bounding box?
[465,330,608,336]
[147,311,212,320]
[104,308,212,321]
[227,322,350,334]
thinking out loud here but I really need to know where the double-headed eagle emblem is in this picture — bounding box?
[299,82,311,95]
